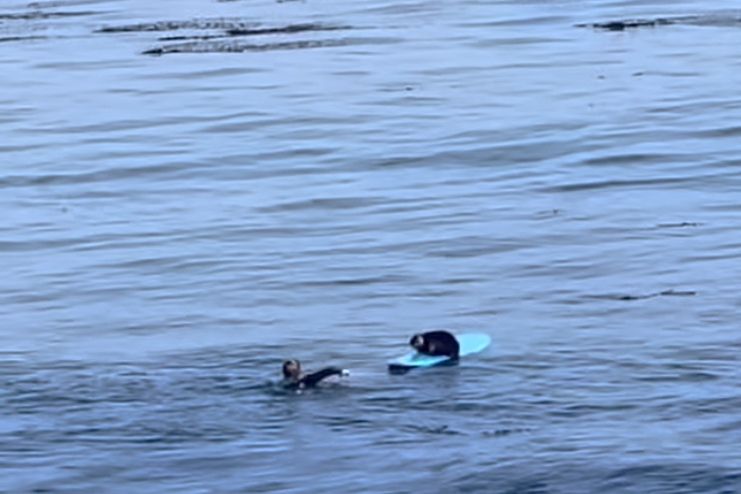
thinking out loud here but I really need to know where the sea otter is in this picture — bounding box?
[409,330,460,359]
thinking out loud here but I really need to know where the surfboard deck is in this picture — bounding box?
[388,333,491,372]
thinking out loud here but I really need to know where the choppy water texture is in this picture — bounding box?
[3,0,741,492]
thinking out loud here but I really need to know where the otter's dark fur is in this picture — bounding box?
[409,330,460,359]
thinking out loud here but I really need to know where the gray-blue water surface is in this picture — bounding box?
[2,0,741,492]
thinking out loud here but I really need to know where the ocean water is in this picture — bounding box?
[2,0,741,492]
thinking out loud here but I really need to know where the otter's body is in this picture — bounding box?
[409,330,460,359]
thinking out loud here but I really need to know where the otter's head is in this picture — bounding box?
[282,359,301,380]
[409,334,425,351]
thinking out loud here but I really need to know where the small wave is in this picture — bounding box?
[142,38,377,56]
[578,13,741,31]
[0,35,46,42]
[96,18,261,33]
[588,289,696,301]
[656,222,702,229]
[0,10,96,20]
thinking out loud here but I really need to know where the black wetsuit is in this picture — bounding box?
[417,331,460,359]
[285,367,345,389]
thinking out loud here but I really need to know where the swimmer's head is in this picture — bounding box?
[409,334,425,351]
[282,359,301,380]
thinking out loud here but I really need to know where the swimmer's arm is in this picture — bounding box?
[301,367,348,387]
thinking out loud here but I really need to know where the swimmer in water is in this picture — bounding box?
[409,330,460,359]
[282,359,349,390]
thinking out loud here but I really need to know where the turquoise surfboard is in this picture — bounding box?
[388,333,491,372]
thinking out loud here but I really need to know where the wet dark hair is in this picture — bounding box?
[282,359,300,378]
